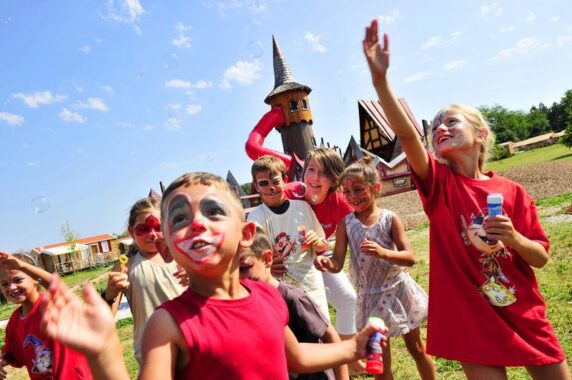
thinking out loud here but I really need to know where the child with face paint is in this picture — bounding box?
[0,251,93,379]
[362,19,569,379]
[284,149,359,344]
[239,225,348,380]
[315,158,434,380]
[102,197,186,366]
[248,155,330,320]
[38,172,388,380]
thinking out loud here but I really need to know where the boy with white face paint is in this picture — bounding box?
[363,18,569,380]
[38,172,388,380]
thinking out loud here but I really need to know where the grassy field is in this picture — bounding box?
[2,145,571,379]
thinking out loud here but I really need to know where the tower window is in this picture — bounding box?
[301,99,308,110]
[289,100,299,112]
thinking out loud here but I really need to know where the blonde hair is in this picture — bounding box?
[161,172,245,222]
[433,104,495,171]
[128,198,160,228]
[342,157,381,195]
[302,148,345,191]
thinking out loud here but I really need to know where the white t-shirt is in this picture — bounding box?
[248,200,329,319]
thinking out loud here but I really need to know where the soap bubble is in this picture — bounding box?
[161,52,179,70]
[336,92,347,104]
[31,195,50,214]
[290,182,307,199]
[246,40,264,59]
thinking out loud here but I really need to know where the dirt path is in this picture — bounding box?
[381,161,572,230]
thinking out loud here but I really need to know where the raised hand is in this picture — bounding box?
[104,267,129,302]
[40,275,117,356]
[0,251,23,271]
[363,19,390,85]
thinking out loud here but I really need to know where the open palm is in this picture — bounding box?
[40,276,116,356]
[363,19,390,84]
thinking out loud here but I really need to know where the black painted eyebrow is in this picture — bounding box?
[200,196,230,216]
[166,193,191,216]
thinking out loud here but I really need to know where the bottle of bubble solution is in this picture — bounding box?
[366,317,386,375]
[487,193,504,217]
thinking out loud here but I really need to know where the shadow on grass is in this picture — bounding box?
[551,152,572,161]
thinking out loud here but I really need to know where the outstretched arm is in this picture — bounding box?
[0,251,52,288]
[363,19,429,182]
[39,275,130,380]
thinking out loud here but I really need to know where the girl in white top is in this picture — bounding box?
[102,197,186,366]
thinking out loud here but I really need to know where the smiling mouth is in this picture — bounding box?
[438,136,451,144]
[174,234,222,263]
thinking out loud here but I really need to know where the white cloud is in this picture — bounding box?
[220,59,262,89]
[551,15,560,22]
[101,85,114,96]
[105,0,145,23]
[378,10,401,25]
[210,0,267,14]
[164,115,183,132]
[75,97,108,111]
[422,36,441,50]
[173,22,192,49]
[404,72,431,83]
[499,25,515,33]
[79,45,91,54]
[524,12,536,23]
[480,3,502,17]
[165,79,192,89]
[0,112,24,126]
[556,35,571,46]
[304,32,327,53]
[26,161,38,167]
[186,104,202,115]
[443,59,467,71]
[491,37,550,60]
[13,91,66,108]
[133,25,143,35]
[193,80,213,89]
[449,31,462,42]
[167,104,182,111]
[116,121,135,128]
[59,108,86,123]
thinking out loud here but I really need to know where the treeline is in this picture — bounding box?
[478,89,572,144]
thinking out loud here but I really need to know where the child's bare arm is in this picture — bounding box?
[315,221,348,273]
[0,251,52,288]
[285,323,386,373]
[363,19,429,182]
[39,275,129,380]
[484,215,549,268]
[320,325,349,380]
[139,309,186,380]
[361,214,416,267]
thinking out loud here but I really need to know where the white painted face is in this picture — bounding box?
[303,158,333,205]
[432,111,476,159]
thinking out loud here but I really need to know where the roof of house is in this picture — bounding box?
[34,233,116,253]
[358,99,424,141]
[512,131,562,148]
[41,243,90,256]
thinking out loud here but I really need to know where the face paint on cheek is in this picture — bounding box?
[173,231,225,264]
[133,214,163,237]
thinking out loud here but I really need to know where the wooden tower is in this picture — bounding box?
[264,36,316,161]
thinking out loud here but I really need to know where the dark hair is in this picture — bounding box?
[302,148,345,191]
[251,155,287,181]
[249,225,273,258]
[161,172,244,222]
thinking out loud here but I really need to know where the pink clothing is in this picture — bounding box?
[1,297,92,380]
[414,152,564,365]
[159,279,289,379]
[285,183,352,238]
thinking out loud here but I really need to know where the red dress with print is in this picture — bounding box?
[1,296,93,379]
[413,152,564,365]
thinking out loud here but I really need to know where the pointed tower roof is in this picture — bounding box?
[265,36,311,104]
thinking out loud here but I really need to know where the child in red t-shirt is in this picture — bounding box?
[38,172,387,380]
[362,18,569,379]
[0,252,92,380]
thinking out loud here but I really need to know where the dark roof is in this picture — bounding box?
[264,36,311,104]
[358,99,424,140]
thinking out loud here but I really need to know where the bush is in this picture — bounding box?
[491,143,510,161]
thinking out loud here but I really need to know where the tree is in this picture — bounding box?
[241,182,252,195]
[527,106,551,138]
[60,221,80,271]
[561,123,572,148]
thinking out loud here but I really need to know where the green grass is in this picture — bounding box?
[487,143,572,172]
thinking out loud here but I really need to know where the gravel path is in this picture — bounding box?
[381,161,572,230]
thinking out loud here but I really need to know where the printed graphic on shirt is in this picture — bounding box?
[272,232,300,285]
[23,335,53,374]
[460,209,516,307]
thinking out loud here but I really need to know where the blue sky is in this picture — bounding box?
[1,0,571,251]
